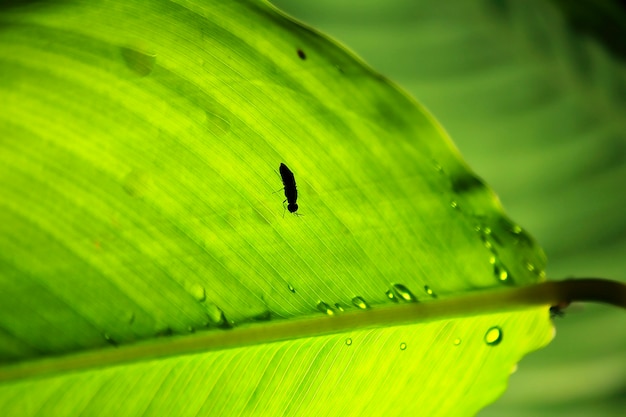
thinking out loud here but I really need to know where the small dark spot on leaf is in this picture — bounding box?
[297,48,306,60]
[156,327,173,337]
[451,172,486,194]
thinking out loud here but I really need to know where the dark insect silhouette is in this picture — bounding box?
[550,301,570,318]
[279,163,299,216]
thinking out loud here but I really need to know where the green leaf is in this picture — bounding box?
[0,0,554,415]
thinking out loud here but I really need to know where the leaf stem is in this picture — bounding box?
[0,278,623,383]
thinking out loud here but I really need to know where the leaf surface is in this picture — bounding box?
[0,0,553,415]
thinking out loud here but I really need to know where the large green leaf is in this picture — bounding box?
[0,0,556,415]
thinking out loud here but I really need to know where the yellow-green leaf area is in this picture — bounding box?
[0,0,553,416]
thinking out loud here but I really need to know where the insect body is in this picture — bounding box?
[279,163,299,215]
[550,300,570,318]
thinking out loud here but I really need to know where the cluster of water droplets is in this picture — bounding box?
[434,160,547,285]
[476,218,547,285]
[390,283,417,302]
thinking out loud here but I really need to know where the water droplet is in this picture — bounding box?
[288,284,296,293]
[351,296,370,309]
[334,303,345,312]
[385,289,398,303]
[206,303,224,325]
[492,259,513,284]
[453,338,461,346]
[525,261,535,272]
[498,217,532,246]
[495,264,508,281]
[484,326,503,346]
[480,233,493,249]
[121,45,156,76]
[392,284,417,302]
[483,227,492,235]
[345,338,352,346]
[450,200,458,209]
[317,301,335,315]
[190,284,206,302]
[424,285,437,298]
[400,343,407,350]
[205,303,233,328]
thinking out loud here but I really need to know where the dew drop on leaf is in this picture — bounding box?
[288,283,296,293]
[480,233,493,249]
[392,284,417,302]
[493,261,512,284]
[351,296,370,309]
[317,301,334,315]
[206,303,232,328]
[484,326,503,346]
[334,303,345,312]
[386,289,399,302]
[190,283,206,302]
[424,285,437,298]
[400,343,407,350]
[345,338,352,346]
[453,338,461,346]
[450,200,458,209]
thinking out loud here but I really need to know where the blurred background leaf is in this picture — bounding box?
[270,0,626,415]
